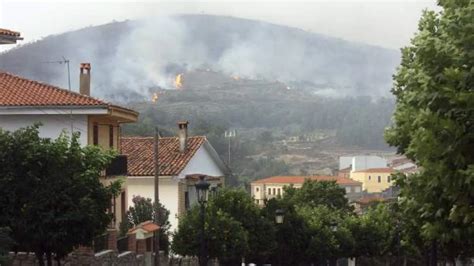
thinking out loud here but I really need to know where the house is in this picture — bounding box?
[350,167,395,193]
[0,64,139,228]
[0,28,22,44]
[250,175,363,206]
[121,121,228,232]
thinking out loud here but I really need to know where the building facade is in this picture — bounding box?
[350,168,395,193]
[0,64,139,228]
[121,122,228,232]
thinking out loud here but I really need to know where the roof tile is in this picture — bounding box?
[121,136,206,176]
[0,72,107,107]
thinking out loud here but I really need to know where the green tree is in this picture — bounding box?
[209,189,276,263]
[0,125,121,266]
[284,180,353,212]
[119,196,171,253]
[171,204,248,265]
[385,0,474,262]
[0,227,14,265]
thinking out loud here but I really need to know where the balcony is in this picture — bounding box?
[106,154,128,176]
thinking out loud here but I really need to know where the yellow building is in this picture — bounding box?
[350,168,395,193]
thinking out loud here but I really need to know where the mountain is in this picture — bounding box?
[0,14,400,99]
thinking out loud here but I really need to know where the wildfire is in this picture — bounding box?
[151,93,159,103]
[232,75,240,81]
[174,73,183,89]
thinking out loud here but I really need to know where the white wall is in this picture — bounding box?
[127,177,180,232]
[0,114,88,145]
[179,145,225,178]
[352,156,387,171]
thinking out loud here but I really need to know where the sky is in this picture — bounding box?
[0,0,439,52]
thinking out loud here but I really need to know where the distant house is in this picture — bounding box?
[350,167,395,193]
[121,121,228,231]
[339,155,388,171]
[0,64,139,229]
[250,175,363,206]
[0,28,22,44]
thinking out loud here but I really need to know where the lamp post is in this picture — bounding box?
[275,209,285,224]
[195,175,210,266]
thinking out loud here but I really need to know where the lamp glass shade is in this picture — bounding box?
[275,209,285,224]
[195,175,210,204]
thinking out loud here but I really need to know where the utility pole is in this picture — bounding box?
[154,127,160,266]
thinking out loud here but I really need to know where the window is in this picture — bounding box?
[277,188,281,195]
[355,187,361,193]
[93,123,99,145]
[109,125,114,148]
[387,176,391,182]
[268,188,271,195]
[256,187,259,192]
[378,176,381,183]
[345,187,351,193]
[369,175,371,180]
[273,188,276,195]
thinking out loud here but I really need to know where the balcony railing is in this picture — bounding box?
[105,155,128,176]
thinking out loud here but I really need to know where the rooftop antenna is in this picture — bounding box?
[42,57,73,136]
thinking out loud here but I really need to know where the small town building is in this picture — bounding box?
[121,121,228,232]
[0,64,139,229]
[250,175,363,206]
[350,167,395,193]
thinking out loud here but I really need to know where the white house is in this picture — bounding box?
[0,64,139,228]
[121,121,228,232]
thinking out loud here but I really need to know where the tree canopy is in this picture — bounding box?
[0,125,121,266]
[119,196,171,253]
[385,0,474,260]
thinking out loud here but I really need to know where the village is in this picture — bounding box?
[0,1,473,265]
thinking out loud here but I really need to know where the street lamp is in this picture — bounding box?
[275,209,285,224]
[195,175,210,266]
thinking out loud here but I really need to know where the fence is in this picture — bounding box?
[117,235,129,253]
[93,232,109,253]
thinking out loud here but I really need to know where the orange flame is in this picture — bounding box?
[174,73,183,89]
[232,75,240,80]
[151,93,159,103]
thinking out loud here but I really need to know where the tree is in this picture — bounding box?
[171,204,248,265]
[172,188,274,264]
[0,125,121,266]
[284,180,353,212]
[385,0,474,262]
[119,196,170,253]
[0,227,14,265]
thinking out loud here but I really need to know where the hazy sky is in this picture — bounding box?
[0,0,438,52]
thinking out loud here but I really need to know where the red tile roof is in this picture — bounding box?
[252,175,361,186]
[0,28,21,37]
[121,136,207,176]
[128,220,160,234]
[0,72,107,107]
[353,167,394,173]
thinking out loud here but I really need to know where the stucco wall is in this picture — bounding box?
[0,114,88,145]
[350,172,393,193]
[127,177,180,232]
[179,146,225,178]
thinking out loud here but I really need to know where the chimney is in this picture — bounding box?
[178,121,189,153]
[79,63,91,96]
